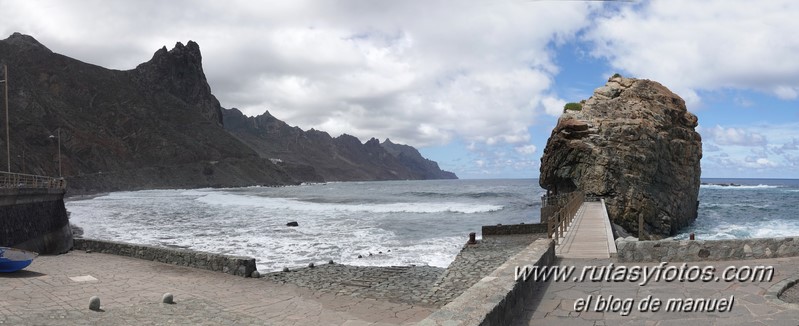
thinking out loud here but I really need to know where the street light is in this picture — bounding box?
[17,150,24,174]
[48,128,61,177]
[1,64,8,172]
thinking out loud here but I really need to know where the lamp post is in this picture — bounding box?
[18,150,24,174]
[1,64,8,172]
[48,128,61,177]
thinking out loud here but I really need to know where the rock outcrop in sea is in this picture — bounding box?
[539,76,702,239]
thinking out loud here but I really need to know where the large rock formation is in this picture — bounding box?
[539,76,702,239]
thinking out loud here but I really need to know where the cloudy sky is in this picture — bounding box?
[3,0,799,179]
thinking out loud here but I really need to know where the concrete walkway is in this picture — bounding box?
[0,251,433,325]
[514,257,799,325]
[557,201,615,259]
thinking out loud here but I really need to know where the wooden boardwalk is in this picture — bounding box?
[555,201,616,259]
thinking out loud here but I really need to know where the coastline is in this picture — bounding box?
[64,192,110,202]
[66,233,541,308]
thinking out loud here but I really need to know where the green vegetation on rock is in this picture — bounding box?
[563,102,583,112]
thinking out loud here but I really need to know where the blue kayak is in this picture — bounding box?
[0,247,38,272]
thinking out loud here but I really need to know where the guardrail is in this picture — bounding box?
[546,191,584,244]
[0,172,66,189]
[585,194,601,202]
[541,191,576,207]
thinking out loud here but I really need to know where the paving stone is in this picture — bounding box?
[517,258,799,325]
[777,281,799,303]
[2,251,434,325]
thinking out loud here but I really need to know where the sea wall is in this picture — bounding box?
[423,234,542,307]
[617,237,799,262]
[73,238,256,277]
[419,238,555,326]
[0,188,72,254]
[482,223,547,236]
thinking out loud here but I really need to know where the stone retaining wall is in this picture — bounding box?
[73,238,256,277]
[0,188,72,254]
[617,237,799,262]
[481,223,547,236]
[419,238,555,326]
[423,234,542,307]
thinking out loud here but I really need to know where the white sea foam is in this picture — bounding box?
[700,184,778,190]
[195,193,504,214]
[700,203,770,209]
[66,180,540,272]
[751,225,799,239]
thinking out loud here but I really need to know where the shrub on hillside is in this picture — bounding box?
[563,102,582,112]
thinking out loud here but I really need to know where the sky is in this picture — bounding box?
[2,0,799,179]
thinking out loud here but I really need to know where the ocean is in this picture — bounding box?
[66,178,799,272]
[677,178,799,240]
[66,179,545,272]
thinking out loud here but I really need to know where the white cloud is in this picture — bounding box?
[515,145,537,155]
[783,139,799,151]
[586,0,799,105]
[703,125,767,147]
[744,157,778,169]
[541,96,567,117]
[703,143,721,152]
[700,122,799,177]
[774,86,799,100]
[1,0,594,148]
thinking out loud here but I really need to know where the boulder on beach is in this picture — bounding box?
[539,75,702,239]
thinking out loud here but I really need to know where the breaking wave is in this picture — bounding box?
[195,193,503,214]
[700,184,779,190]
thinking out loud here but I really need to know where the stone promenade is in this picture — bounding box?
[0,251,433,325]
[513,257,799,326]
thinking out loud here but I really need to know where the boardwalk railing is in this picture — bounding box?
[0,172,66,190]
[546,191,584,244]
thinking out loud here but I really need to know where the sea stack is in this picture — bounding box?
[539,76,702,239]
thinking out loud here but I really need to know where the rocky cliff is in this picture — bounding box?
[539,76,702,239]
[0,33,453,193]
[223,109,458,181]
[380,139,457,180]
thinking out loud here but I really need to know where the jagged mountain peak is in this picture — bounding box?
[137,40,203,71]
[0,34,310,192]
[134,39,222,124]
[2,32,52,53]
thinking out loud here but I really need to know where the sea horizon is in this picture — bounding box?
[66,177,799,271]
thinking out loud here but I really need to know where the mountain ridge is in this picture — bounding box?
[0,33,456,194]
[222,108,457,181]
